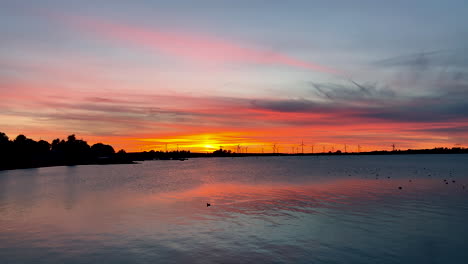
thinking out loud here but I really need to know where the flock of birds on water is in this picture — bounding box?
[337,166,466,191]
[206,164,466,207]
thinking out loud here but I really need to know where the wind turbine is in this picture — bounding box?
[300,140,305,154]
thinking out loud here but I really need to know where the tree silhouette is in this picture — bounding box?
[91,143,115,157]
[213,148,232,156]
[117,149,126,154]
[0,132,134,170]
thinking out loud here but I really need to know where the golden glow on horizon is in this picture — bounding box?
[203,144,215,149]
[134,132,271,152]
[1,130,460,154]
[131,132,376,153]
[0,131,459,154]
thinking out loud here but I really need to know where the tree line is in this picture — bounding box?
[0,132,130,170]
[2,131,467,171]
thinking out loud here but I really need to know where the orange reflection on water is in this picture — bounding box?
[135,176,449,219]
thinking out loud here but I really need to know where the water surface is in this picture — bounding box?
[1,155,468,263]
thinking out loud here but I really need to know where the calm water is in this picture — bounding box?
[1,155,468,263]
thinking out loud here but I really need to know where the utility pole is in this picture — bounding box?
[392,144,396,151]
[358,144,361,153]
[344,144,347,153]
[311,144,314,153]
[300,140,305,154]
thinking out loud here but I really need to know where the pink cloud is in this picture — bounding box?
[61,15,341,75]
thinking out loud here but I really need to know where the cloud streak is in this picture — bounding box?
[59,15,341,75]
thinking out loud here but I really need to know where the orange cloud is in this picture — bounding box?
[1,81,464,152]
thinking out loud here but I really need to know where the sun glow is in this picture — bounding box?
[204,144,216,149]
[133,132,274,153]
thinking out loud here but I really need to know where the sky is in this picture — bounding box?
[1,0,468,152]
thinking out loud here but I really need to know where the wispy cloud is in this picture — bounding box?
[55,15,341,75]
[373,50,448,68]
[2,88,464,151]
[309,80,396,104]
[373,50,468,93]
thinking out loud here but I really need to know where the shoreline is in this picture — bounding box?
[1,151,467,172]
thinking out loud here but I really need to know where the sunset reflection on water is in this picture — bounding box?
[1,155,468,263]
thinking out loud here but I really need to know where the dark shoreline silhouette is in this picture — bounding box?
[1,132,467,171]
[0,132,134,171]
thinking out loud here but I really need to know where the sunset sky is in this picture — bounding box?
[1,1,468,152]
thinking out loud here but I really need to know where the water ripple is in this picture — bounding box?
[1,155,468,263]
